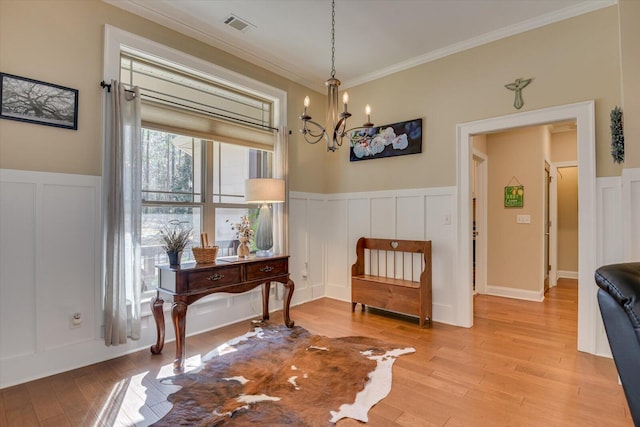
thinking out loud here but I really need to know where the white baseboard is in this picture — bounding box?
[310,283,325,300]
[325,283,351,302]
[557,270,579,280]
[485,285,544,302]
[432,303,456,326]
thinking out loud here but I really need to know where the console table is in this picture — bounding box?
[150,255,295,371]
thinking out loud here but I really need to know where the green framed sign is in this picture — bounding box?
[504,185,524,207]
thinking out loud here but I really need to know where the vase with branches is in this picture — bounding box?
[227,215,254,258]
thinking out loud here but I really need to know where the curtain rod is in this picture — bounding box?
[100,80,279,133]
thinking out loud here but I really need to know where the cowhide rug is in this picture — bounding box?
[152,322,415,426]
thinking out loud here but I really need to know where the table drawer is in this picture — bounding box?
[247,259,288,281]
[186,265,242,291]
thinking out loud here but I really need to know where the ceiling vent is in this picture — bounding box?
[223,14,255,33]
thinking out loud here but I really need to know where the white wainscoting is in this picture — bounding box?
[290,187,458,325]
[592,169,640,357]
[622,168,640,261]
[0,169,102,386]
[0,170,310,388]
[595,175,624,358]
[291,177,634,356]
[288,194,327,304]
[597,176,624,266]
[1,170,635,387]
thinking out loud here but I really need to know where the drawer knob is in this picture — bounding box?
[207,273,224,281]
[260,265,274,273]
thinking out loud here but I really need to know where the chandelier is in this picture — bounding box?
[299,0,374,152]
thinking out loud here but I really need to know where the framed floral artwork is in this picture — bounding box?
[349,118,422,162]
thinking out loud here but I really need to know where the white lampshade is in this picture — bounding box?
[245,179,285,203]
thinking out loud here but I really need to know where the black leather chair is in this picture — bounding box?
[595,262,640,426]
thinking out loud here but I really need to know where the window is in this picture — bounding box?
[119,52,277,296]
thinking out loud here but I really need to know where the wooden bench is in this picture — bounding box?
[351,237,432,327]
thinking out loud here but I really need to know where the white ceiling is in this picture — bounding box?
[104,0,615,93]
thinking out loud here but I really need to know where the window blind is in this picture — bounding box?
[120,53,276,149]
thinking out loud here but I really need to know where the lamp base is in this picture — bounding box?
[255,203,274,257]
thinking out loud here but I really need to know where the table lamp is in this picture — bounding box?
[245,178,285,257]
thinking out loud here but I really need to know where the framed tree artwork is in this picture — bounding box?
[0,73,78,130]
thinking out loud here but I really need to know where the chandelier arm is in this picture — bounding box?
[300,119,328,144]
[343,124,375,134]
[302,132,326,145]
[334,116,350,147]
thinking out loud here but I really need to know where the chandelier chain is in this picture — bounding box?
[330,0,336,78]
[299,0,374,151]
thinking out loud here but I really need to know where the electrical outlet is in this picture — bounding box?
[70,312,82,329]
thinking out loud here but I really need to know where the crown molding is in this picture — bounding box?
[342,0,617,89]
[102,0,325,93]
[104,0,616,93]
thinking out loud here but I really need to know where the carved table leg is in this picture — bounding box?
[150,295,165,354]
[282,279,295,328]
[262,282,271,321]
[171,301,188,372]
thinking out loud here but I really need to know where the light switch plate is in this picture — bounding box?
[516,214,531,224]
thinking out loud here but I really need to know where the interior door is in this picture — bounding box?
[472,152,487,294]
[544,162,550,293]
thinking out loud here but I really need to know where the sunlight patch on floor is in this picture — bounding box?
[94,354,203,427]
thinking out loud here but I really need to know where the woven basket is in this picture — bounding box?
[192,246,219,264]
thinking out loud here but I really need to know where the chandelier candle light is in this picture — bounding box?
[299,0,374,152]
[245,178,285,257]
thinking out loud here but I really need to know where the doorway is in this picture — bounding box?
[472,127,574,300]
[456,101,597,354]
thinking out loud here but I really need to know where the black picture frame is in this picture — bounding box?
[0,72,78,130]
[349,118,422,162]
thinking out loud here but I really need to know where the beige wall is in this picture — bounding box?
[472,134,487,155]
[326,6,622,194]
[0,0,326,192]
[619,0,640,168]
[486,126,545,292]
[557,166,579,272]
[551,130,578,163]
[0,2,633,196]
[550,130,578,274]
[484,126,579,288]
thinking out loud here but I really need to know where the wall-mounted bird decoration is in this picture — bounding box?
[505,78,533,110]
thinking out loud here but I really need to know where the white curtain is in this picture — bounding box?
[103,81,142,345]
[273,126,289,255]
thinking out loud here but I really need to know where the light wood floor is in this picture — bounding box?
[0,279,633,426]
